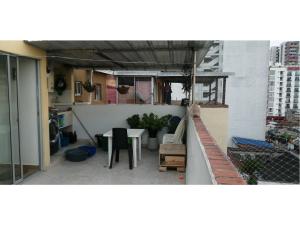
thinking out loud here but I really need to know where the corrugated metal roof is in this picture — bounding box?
[232,137,274,149]
[27,40,212,71]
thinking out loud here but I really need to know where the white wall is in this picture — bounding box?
[73,104,185,139]
[223,41,270,144]
[18,58,40,165]
[186,115,213,185]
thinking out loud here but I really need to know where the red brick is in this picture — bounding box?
[208,155,226,160]
[192,116,246,185]
[216,177,247,185]
[213,169,241,178]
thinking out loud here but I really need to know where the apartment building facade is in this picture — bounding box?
[280,41,300,66]
[267,41,300,117]
[269,46,280,65]
[195,41,224,102]
[267,65,288,116]
[286,66,300,110]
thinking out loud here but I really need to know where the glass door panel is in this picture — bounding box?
[0,54,13,184]
[9,56,22,182]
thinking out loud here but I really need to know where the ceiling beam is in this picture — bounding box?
[95,52,126,69]
[182,41,194,72]
[126,41,147,70]
[105,41,132,62]
[46,45,204,53]
[168,41,175,64]
[147,41,164,70]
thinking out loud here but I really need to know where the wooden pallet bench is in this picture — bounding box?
[159,144,186,172]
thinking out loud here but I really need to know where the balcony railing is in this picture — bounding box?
[186,111,246,185]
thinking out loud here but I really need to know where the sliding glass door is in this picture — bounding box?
[0,54,40,184]
[0,54,13,184]
[9,56,22,182]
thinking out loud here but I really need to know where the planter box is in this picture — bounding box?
[159,144,186,172]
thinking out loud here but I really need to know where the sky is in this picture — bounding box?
[270,40,285,47]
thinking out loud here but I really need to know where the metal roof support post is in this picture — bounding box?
[222,77,226,104]
[215,78,218,105]
[192,50,197,104]
[209,83,212,102]
[151,76,154,105]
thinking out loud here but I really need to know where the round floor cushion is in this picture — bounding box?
[65,148,89,162]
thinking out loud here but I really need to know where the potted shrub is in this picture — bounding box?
[82,80,95,93]
[54,76,67,95]
[126,114,149,146]
[157,114,172,144]
[126,114,141,129]
[141,113,165,150]
[117,85,130,94]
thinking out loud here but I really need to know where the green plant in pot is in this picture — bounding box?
[54,76,67,95]
[82,80,95,93]
[126,114,141,129]
[141,113,165,150]
[157,114,172,144]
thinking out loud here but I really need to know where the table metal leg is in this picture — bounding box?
[138,136,142,161]
[132,138,137,168]
[108,137,112,167]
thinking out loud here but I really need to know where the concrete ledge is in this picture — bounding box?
[193,117,246,185]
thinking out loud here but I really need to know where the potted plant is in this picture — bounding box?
[117,85,130,94]
[54,76,67,95]
[157,114,172,144]
[141,113,166,150]
[82,80,95,92]
[126,114,141,129]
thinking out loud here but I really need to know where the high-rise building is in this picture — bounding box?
[267,41,300,116]
[267,65,300,116]
[198,40,223,73]
[286,66,300,110]
[267,65,288,116]
[269,46,280,65]
[280,41,300,65]
[195,41,224,102]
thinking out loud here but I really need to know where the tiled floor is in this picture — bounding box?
[21,143,185,185]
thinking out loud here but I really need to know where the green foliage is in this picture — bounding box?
[54,76,67,95]
[82,80,95,92]
[126,114,141,129]
[247,176,258,185]
[140,113,169,138]
[280,132,291,141]
[239,158,262,185]
[239,158,262,175]
[126,113,171,137]
[160,114,172,127]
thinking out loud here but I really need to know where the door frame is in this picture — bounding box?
[8,55,24,184]
[1,52,43,184]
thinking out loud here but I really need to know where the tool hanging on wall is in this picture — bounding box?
[72,110,97,146]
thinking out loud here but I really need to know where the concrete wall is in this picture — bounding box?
[92,71,107,104]
[223,41,270,145]
[186,114,213,184]
[73,69,92,103]
[73,104,185,139]
[200,107,228,153]
[0,41,50,170]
